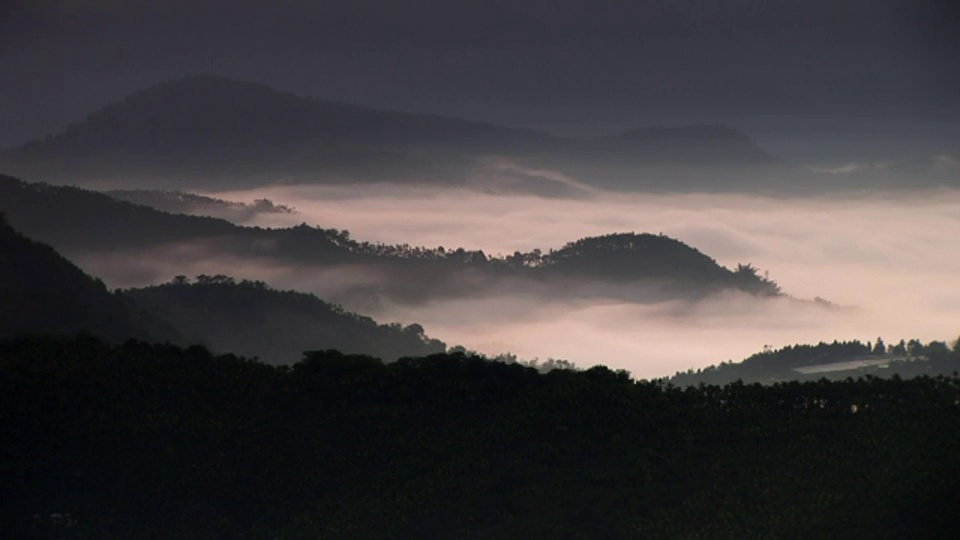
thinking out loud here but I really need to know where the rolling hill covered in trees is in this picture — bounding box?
[0,213,180,343]
[126,275,445,363]
[669,338,960,386]
[0,216,445,362]
[3,6,958,537]
[0,175,783,307]
[4,180,958,537]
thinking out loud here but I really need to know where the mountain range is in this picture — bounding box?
[3,181,952,378]
[0,174,783,311]
[0,75,789,193]
[0,214,445,362]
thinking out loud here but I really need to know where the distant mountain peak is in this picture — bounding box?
[118,74,304,107]
[2,77,787,192]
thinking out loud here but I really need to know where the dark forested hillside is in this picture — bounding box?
[541,233,781,296]
[0,75,787,192]
[126,275,446,363]
[0,175,237,250]
[0,213,446,361]
[2,336,958,538]
[670,338,960,386]
[0,214,179,343]
[0,175,783,306]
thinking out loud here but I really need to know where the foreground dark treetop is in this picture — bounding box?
[2,336,958,537]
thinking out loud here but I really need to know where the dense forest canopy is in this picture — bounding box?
[126,275,446,363]
[2,335,958,537]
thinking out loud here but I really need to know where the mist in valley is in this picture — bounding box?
[5,2,960,535]
[59,180,957,379]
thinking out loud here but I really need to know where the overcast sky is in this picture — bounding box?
[3,0,959,151]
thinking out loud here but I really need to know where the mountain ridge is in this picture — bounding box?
[0,214,180,343]
[0,75,784,192]
[125,275,447,363]
[0,174,785,307]
[0,211,447,362]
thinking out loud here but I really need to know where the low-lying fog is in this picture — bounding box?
[133,183,960,378]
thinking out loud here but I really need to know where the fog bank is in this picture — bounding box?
[100,185,960,378]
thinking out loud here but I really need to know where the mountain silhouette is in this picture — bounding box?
[1,175,783,308]
[668,339,960,385]
[106,188,296,222]
[0,208,446,361]
[126,276,446,363]
[0,213,179,342]
[1,75,784,192]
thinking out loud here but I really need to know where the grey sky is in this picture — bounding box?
[2,0,959,152]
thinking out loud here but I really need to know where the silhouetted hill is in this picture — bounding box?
[106,188,295,222]
[669,338,960,385]
[0,174,237,250]
[542,233,780,294]
[0,75,547,189]
[0,176,784,307]
[548,233,724,279]
[0,214,179,342]
[0,75,786,192]
[0,205,446,361]
[126,275,446,363]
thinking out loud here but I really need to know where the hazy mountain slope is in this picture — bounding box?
[0,174,237,250]
[106,189,295,222]
[125,276,446,363]
[0,207,446,362]
[0,75,785,191]
[0,75,548,189]
[0,176,783,306]
[0,214,179,342]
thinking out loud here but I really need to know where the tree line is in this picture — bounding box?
[2,335,958,538]
[670,338,960,386]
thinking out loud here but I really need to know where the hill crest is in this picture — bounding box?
[2,76,783,191]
